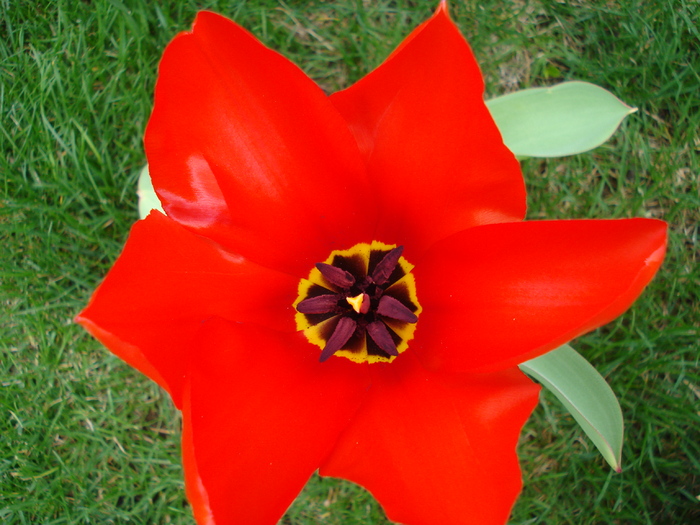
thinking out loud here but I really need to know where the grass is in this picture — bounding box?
[1,0,698,523]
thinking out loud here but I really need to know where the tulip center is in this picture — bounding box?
[294,241,421,364]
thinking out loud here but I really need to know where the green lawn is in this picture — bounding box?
[2,0,698,523]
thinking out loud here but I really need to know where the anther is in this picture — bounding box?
[296,293,340,314]
[320,317,357,362]
[367,321,399,356]
[377,295,418,323]
[316,263,355,289]
[371,246,404,285]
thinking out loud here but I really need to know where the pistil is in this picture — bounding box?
[346,293,370,314]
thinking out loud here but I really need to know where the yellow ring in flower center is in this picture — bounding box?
[294,241,421,364]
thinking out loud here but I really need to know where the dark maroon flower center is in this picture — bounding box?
[295,245,420,363]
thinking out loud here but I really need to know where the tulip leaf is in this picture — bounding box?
[487,81,637,158]
[137,164,164,219]
[519,344,623,472]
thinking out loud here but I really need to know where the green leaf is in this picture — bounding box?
[487,81,637,158]
[137,164,164,219]
[519,344,623,472]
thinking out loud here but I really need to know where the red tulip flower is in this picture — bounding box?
[76,3,667,524]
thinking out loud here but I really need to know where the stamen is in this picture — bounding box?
[315,263,355,289]
[377,295,418,323]
[319,317,357,362]
[371,246,404,285]
[366,321,399,356]
[295,242,420,364]
[346,293,370,314]
[296,294,340,314]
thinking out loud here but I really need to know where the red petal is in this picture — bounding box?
[320,353,540,525]
[182,413,215,525]
[145,12,376,276]
[412,218,667,372]
[330,6,525,256]
[183,318,370,524]
[75,212,298,407]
